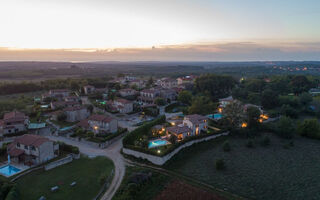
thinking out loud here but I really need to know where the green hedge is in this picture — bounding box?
[57,142,80,154]
[124,128,227,157]
[123,115,166,146]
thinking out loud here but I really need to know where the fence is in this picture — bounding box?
[123,132,229,165]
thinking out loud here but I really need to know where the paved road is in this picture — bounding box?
[47,136,125,200]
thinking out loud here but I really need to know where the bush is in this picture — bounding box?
[215,159,225,170]
[4,185,20,200]
[276,116,295,139]
[260,136,270,146]
[123,115,166,146]
[58,142,80,154]
[246,140,254,148]
[297,118,320,139]
[222,141,231,152]
[98,173,108,186]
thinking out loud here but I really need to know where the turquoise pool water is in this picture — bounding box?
[148,139,169,149]
[60,126,73,131]
[214,113,222,119]
[0,165,21,176]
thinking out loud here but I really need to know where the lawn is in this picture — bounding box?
[16,156,114,200]
[165,134,320,200]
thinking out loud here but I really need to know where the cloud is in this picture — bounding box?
[0,41,320,62]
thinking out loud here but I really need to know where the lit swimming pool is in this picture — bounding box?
[0,165,21,177]
[148,139,169,149]
[214,114,222,119]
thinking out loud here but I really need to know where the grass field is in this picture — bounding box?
[16,156,114,200]
[165,134,320,200]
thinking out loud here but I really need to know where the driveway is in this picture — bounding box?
[47,136,125,200]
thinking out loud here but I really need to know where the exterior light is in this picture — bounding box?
[218,108,223,113]
[241,123,248,128]
[94,126,98,130]
[171,122,175,126]
[157,150,161,154]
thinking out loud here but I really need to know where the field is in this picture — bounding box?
[165,134,320,200]
[16,156,114,200]
[113,166,228,200]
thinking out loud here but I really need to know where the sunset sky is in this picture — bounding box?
[0,0,319,61]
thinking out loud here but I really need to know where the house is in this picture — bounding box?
[128,80,146,89]
[177,75,196,85]
[7,134,59,166]
[139,88,161,104]
[63,106,90,122]
[309,88,320,96]
[42,89,70,100]
[64,96,80,102]
[119,88,137,97]
[219,96,234,107]
[159,78,178,89]
[50,101,80,110]
[83,85,95,95]
[183,114,208,135]
[166,126,192,140]
[47,110,63,121]
[113,99,134,113]
[78,114,118,134]
[0,111,29,135]
[160,89,177,102]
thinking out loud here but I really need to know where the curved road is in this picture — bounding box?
[47,136,125,200]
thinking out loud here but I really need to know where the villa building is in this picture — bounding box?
[7,134,59,166]
[183,114,208,135]
[159,78,178,89]
[128,79,146,89]
[166,126,192,140]
[119,88,138,97]
[0,111,29,135]
[63,106,90,122]
[50,101,80,110]
[219,96,234,107]
[83,85,95,95]
[160,89,177,102]
[42,89,70,100]
[177,75,196,85]
[139,88,161,104]
[113,99,134,114]
[77,114,118,134]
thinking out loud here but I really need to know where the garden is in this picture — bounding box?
[16,156,114,200]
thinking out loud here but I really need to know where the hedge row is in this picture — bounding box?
[123,115,166,146]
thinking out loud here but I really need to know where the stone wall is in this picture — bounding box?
[123,132,229,165]
[44,154,73,171]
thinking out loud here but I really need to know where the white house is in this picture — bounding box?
[78,114,118,134]
[83,85,95,95]
[183,114,208,135]
[113,99,133,113]
[119,88,137,97]
[0,111,29,135]
[7,134,59,166]
[159,78,178,89]
[219,96,234,108]
[139,88,161,104]
[63,106,90,122]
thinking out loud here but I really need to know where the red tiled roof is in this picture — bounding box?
[184,114,208,124]
[77,119,89,129]
[63,106,87,112]
[88,114,114,123]
[3,111,27,120]
[115,98,132,104]
[167,126,192,134]
[14,134,50,147]
[8,148,24,157]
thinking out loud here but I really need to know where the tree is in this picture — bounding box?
[194,74,236,98]
[178,90,192,105]
[154,98,166,106]
[280,104,298,118]
[169,134,178,145]
[223,101,244,128]
[299,92,312,106]
[246,106,261,128]
[297,119,320,139]
[146,77,154,87]
[57,113,67,121]
[290,75,312,95]
[261,89,278,109]
[276,116,295,139]
[188,96,215,115]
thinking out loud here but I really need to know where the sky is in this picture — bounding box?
[0,0,320,61]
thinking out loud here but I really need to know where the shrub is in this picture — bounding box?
[123,115,166,146]
[222,141,231,152]
[98,173,108,185]
[246,140,254,148]
[215,159,225,170]
[58,142,80,154]
[260,136,270,146]
[276,116,295,139]
[5,185,20,200]
[297,118,320,139]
